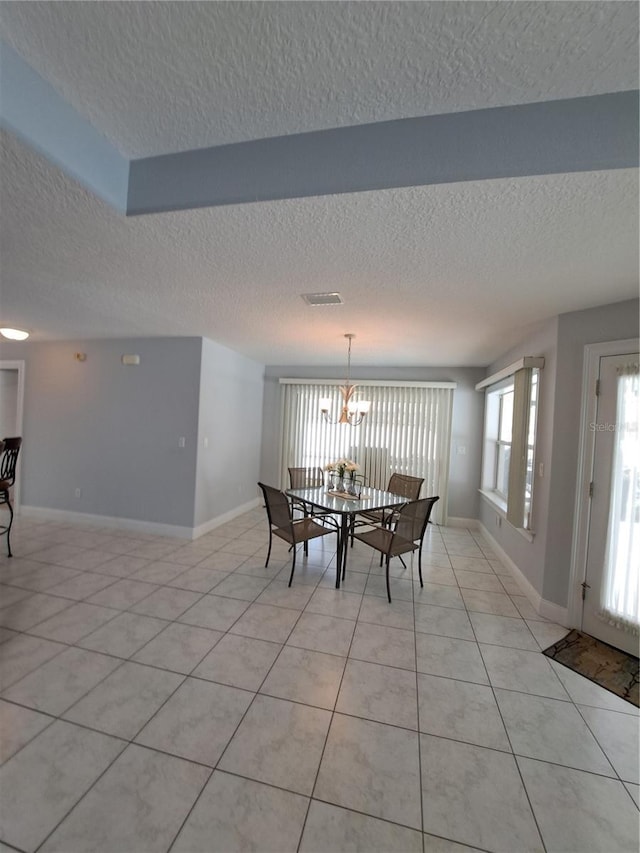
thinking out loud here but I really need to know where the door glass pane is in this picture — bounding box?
[599,367,640,635]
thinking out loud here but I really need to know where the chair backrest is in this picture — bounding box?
[0,437,22,485]
[288,467,324,489]
[394,496,439,545]
[258,482,294,531]
[387,472,424,500]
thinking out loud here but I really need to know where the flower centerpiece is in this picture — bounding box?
[325,458,359,493]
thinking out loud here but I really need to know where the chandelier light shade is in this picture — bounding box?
[320,334,371,426]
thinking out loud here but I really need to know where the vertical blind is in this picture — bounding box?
[279,381,455,525]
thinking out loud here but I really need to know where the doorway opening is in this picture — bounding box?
[570,340,639,656]
[0,360,25,511]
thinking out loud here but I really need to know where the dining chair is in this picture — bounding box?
[258,482,339,587]
[0,437,23,557]
[288,467,324,489]
[350,471,424,548]
[352,495,439,602]
[360,472,424,524]
[288,466,326,523]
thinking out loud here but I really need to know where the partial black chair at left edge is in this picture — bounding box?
[0,437,23,557]
[258,482,340,587]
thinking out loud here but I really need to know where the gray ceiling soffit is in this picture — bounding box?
[1,36,636,219]
[0,40,129,212]
[127,91,639,216]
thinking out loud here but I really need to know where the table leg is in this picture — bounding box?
[340,513,353,584]
[335,514,349,589]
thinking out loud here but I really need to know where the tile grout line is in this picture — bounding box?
[471,612,549,853]
[3,515,637,851]
[296,566,367,852]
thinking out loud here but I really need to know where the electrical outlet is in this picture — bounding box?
[178,437,186,448]
[74,488,81,498]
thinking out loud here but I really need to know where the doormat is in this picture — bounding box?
[543,629,639,707]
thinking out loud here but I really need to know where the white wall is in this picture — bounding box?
[260,364,485,521]
[194,337,264,527]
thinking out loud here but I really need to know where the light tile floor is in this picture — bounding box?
[0,511,638,853]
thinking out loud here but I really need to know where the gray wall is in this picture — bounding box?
[260,364,485,521]
[478,318,559,596]
[544,298,639,606]
[479,298,639,608]
[0,337,202,526]
[194,337,264,527]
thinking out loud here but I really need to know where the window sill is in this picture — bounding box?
[478,490,535,543]
[479,489,507,516]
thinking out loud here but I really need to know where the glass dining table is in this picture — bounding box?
[286,485,409,588]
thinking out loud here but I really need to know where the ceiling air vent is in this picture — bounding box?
[301,292,344,306]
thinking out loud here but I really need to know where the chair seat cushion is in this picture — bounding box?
[292,517,336,541]
[353,527,418,557]
[0,480,10,491]
[274,517,335,545]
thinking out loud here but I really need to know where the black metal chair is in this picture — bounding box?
[288,467,324,490]
[350,471,424,549]
[358,472,424,526]
[0,437,23,557]
[288,466,325,520]
[258,482,340,586]
[352,495,439,602]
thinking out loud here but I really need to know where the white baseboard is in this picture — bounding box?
[20,497,262,541]
[538,599,570,625]
[20,506,194,539]
[192,498,261,539]
[443,517,480,530]
[477,523,569,627]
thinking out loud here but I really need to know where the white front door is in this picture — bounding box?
[581,352,639,656]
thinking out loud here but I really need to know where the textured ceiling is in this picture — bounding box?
[1,1,637,158]
[0,2,638,366]
[2,129,637,366]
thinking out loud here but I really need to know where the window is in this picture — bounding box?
[495,386,513,499]
[524,370,539,528]
[478,359,542,532]
[279,380,456,525]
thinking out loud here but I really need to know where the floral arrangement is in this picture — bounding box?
[325,458,359,478]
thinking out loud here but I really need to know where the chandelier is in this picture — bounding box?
[320,334,371,426]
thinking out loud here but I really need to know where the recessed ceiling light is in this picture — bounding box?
[0,328,29,341]
[301,292,344,306]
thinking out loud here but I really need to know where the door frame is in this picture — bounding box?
[568,338,639,628]
[0,359,25,511]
